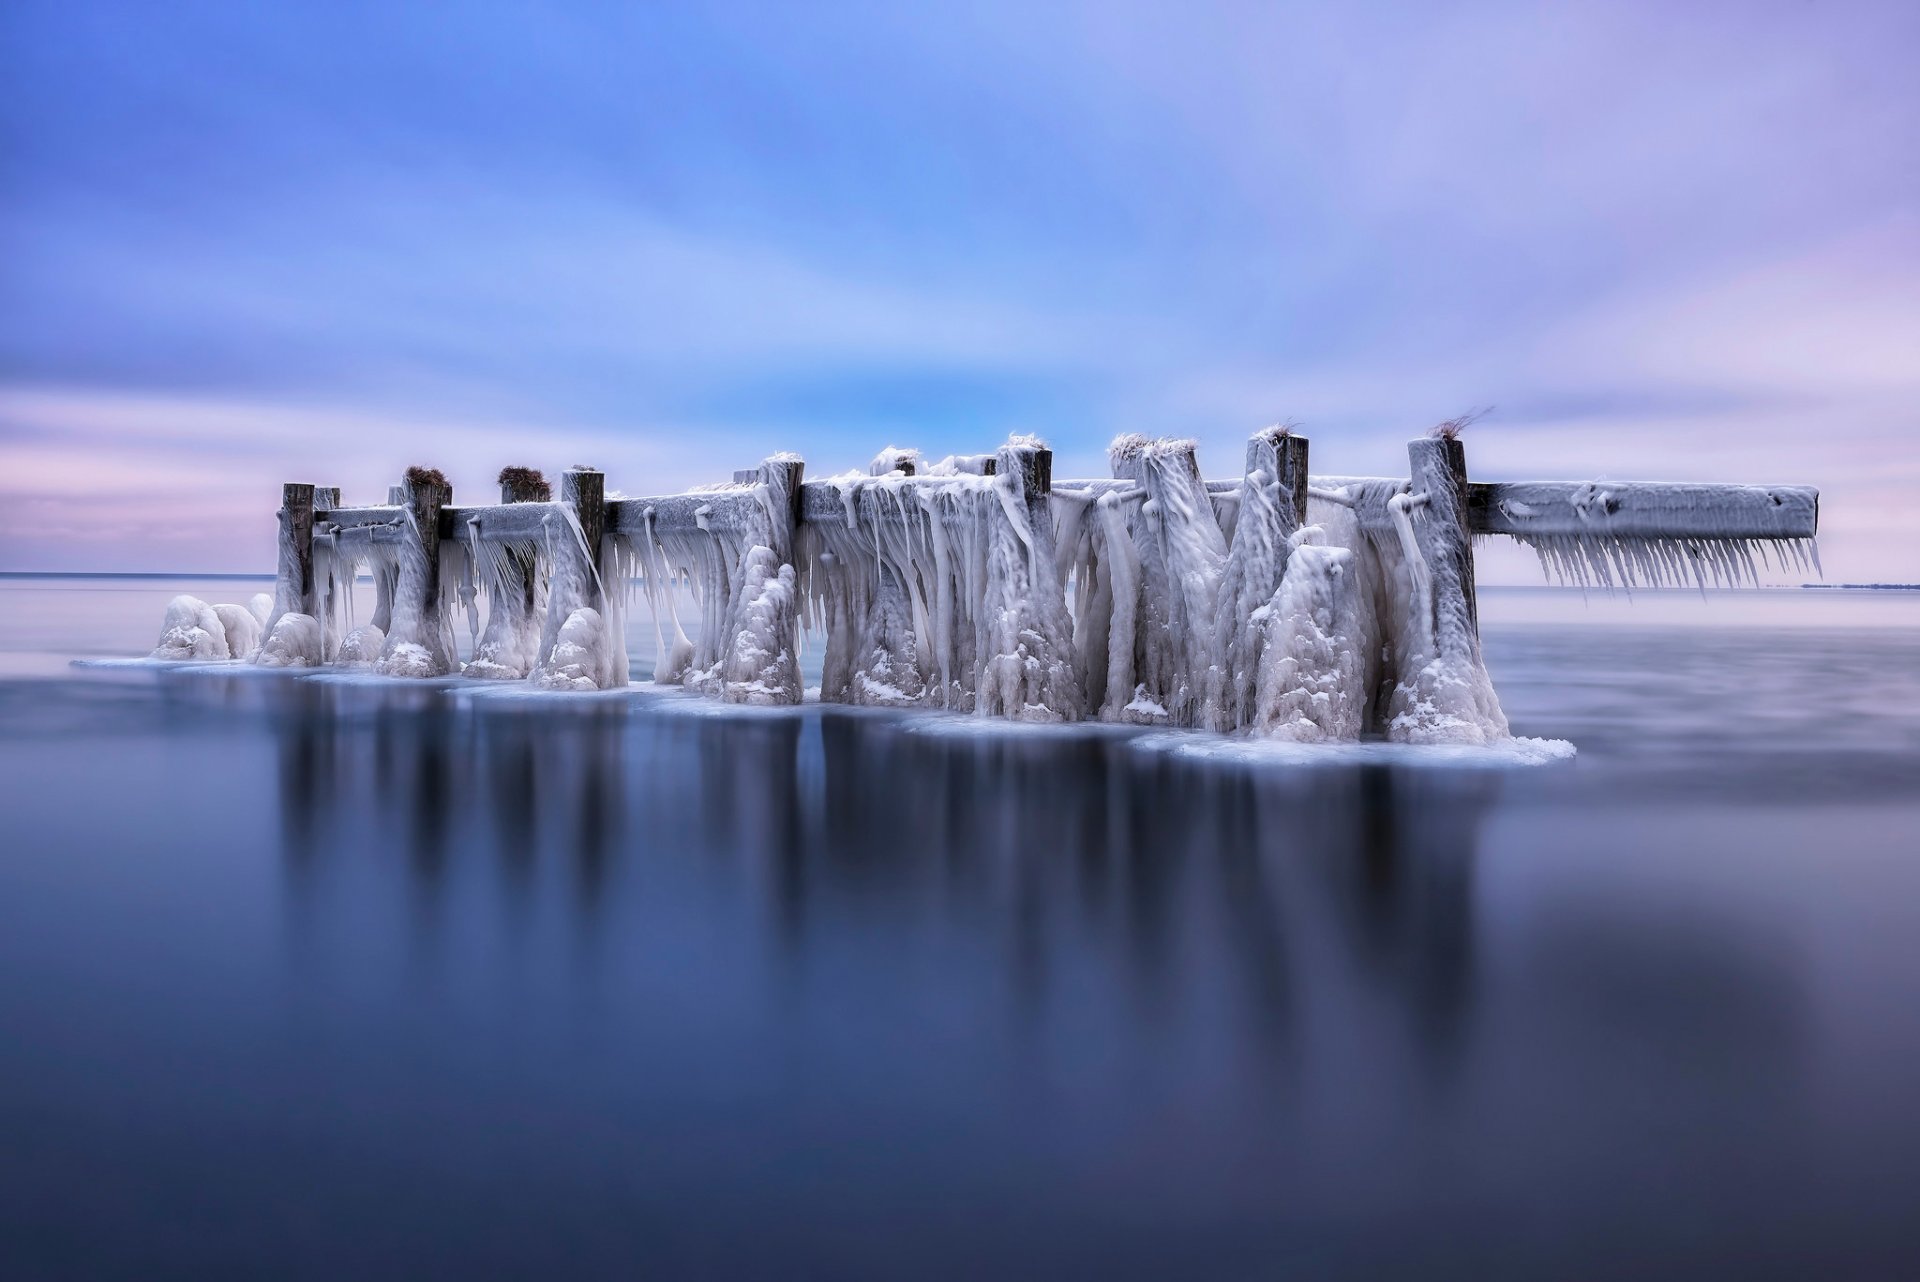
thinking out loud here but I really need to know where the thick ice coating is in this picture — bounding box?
[231,429,1815,744]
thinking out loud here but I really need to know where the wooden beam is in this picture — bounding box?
[1467,480,1818,540]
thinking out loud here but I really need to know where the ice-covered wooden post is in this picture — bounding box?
[406,471,451,623]
[369,468,456,676]
[254,481,329,666]
[979,437,1082,720]
[1013,443,1049,501]
[1384,432,1509,741]
[277,483,316,617]
[563,467,606,608]
[760,456,805,565]
[1213,428,1311,729]
[311,486,341,657]
[1407,433,1478,640]
[1249,427,1309,533]
[711,454,806,704]
[531,467,617,689]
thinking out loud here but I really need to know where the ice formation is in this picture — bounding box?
[466,534,546,679]
[374,503,457,678]
[628,458,800,703]
[257,612,322,668]
[336,624,385,666]
[1478,479,1822,591]
[212,603,262,660]
[233,425,1814,748]
[790,439,1078,719]
[149,594,271,662]
[151,595,231,661]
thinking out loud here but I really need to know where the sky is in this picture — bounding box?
[1,0,1915,580]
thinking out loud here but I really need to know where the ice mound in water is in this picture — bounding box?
[257,612,322,667]
[336,624,385,666]
[247,593,273,627]
[533,607,610,691]
[376,642,437,679]
[718,548,801,705]
[151,595,230,661]
[212,603,262,661]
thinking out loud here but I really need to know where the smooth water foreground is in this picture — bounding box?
[2,578,1919,1278]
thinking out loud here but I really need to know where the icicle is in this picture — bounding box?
[1510,530,1818,593]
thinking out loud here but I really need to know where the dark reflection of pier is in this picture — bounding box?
[259,682,1801,1094]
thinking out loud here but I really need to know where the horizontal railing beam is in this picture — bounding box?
[1468,481,1818,540]
[609,491,762,538]
[316,503,405,529]
[322,474,1820,547]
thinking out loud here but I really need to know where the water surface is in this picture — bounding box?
[2,579,1918,1278]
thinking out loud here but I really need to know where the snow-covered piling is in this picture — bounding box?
[255,483,324,667]
[242,427,1819,740]
[370,468,455,677]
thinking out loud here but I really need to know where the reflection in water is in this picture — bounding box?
[263,685,1787,1102]
[10,607,1920,1276]
[11,654,1912,1278]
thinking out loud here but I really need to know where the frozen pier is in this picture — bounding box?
[172,428,1817,744]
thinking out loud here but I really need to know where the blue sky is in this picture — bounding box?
[2,0,1914,577]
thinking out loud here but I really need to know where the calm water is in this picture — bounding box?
[3,578,1919,1279]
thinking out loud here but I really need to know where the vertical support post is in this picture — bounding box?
[370,469,455,675]
[758,456,806,566]
[562,468,606,610]
[985,439,1080,719]
[280,483,316,616]
[257,481,321,665]
[1012,445,1051,499]
[402,473,449,619]
[1245,428,1309,534]
[312,487,341,655]
[1407,434,1479,642]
